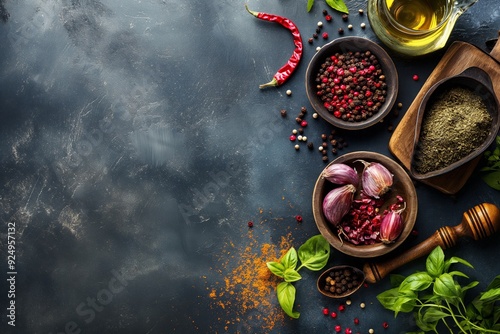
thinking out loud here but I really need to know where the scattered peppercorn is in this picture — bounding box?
[308,37,314,44]
[382,321,389,329]
[342,14,349,21]
[322,156,329,162]
[360,302,366,309]
[290,135,296,141]
[358,8,364,15]
[331,311,337,318]
[346,299,352,305]
[307,142,314,150]
[317,21,323,27]
[280,109,287,117]
[412,74,419,81]
[322,32,329,39]
[300,120,308,127]
[294,144,300,150]
[397,102,403,109]
[347,24,353,30]
[292,129,298,134]
[313,33,318,39]
[248,221,254,228]
[301,106,307,113]
[322,9,328,15]
[312,112,318,119]
[360,22,366,29]
[335,325,342,333]
[322,307,329,315]
[325,14,332,22]
[338,304,346,312]
[338,27,344,34]
[295,215,303,222]
[354,317,359,325]
[286,89,292,96]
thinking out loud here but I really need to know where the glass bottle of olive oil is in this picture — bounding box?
[367,0,478,56]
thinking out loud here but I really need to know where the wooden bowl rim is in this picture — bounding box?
[305,36,399,130]
[312,151,418,258]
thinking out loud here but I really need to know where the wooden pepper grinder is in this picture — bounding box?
[364,202,500,283]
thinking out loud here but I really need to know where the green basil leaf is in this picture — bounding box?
[325,0,349,13]
[462,280,480,293]
[426,246,445,277]
[482,171,500,190]
[480,288,500,303]
[422,308,450,323]
[297,235,330,271]
[376,288,397,309]
[444,256,474,272]
[390,274,406,288]
[283,268,302,282]
[486,274,500,291]
[267,261,286,278]
[307,0,314,12]
[400,272,433,292]
[280,247,298,270]
[277,282,300,318]
[434,273,460,300]
[448,270,469,279]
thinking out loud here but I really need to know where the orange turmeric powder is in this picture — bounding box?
[207,229,294,332]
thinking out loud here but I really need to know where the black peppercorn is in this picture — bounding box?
[280,109,287,117]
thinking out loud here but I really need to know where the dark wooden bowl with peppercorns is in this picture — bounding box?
[305,36,398,130]
[312,151,418,258]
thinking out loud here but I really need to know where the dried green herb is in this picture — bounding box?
[413,87,492,174]
[481,136,500,190]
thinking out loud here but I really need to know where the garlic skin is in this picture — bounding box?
[323,163,359,187]
[359,161,393,198]
[323,184,357,226]
[380,209,404,244]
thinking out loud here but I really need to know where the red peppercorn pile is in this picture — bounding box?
[314,51,388,122]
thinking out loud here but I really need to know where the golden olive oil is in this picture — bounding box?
[385,0,448,31]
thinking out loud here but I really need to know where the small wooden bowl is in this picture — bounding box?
[410,67,500,180]
[305,37,398,130]
[312,151,418,258]
[317,265,365,298]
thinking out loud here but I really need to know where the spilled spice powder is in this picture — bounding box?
[207,230,294,332]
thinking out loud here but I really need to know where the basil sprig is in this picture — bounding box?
[307,0,349,13]
[267,235,330,318]
[377,246,500,333]
[481,135,500,190]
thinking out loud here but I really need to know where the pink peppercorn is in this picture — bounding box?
[383,321,389,329]
[354,318,359,325]
[338,304,345,312]
[322,307,329,315]
[335,325,342,333]
[300,120,308,127]
[322,32,329,39]
[248,221,254,228]
[295,215,303,222]
[290,135,297,141]
[345,328,352,334]
[330,311,337,318]
[412,74,419,81]
[325,14,332,22]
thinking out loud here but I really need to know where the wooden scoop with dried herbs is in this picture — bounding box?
[377,246,500,333]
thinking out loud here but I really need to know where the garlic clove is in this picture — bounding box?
[323,163,359,187]
[380,207,405,244]
[358,160,393,198]
[323,184,357,226]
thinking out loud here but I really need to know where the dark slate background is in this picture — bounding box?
[0,0,499,333]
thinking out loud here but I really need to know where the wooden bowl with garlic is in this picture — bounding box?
[312,151,418,258]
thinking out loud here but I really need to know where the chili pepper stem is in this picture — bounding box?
[244,4,258,17]
[259,78,278,89]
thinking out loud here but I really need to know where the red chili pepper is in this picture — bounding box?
[245,5,303,89]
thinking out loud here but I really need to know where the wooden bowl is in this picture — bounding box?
[305,36,398,130]
[410,67,500,180]
[312,151,418,258]
[317,265,365,298]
